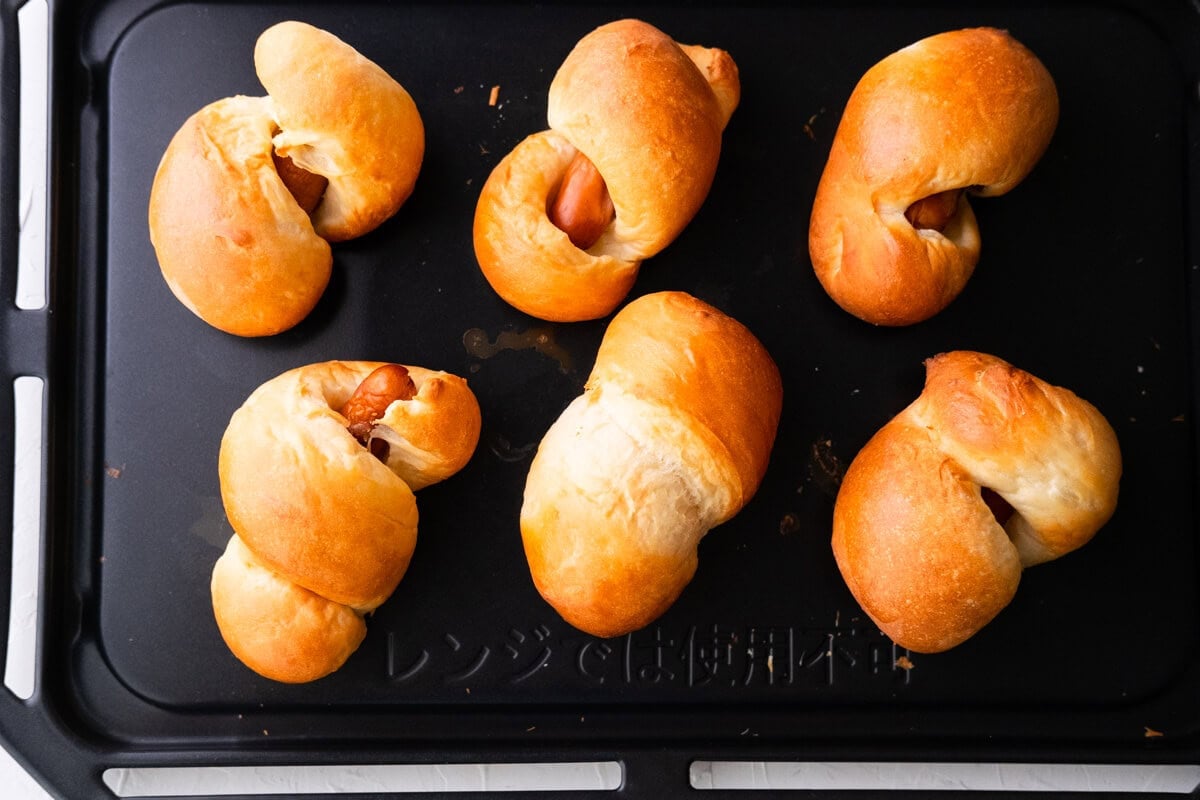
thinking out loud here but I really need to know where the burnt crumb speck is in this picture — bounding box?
[804,437,845,497]
[779,513,800,535]
[1144,726,1164,738]
[462,326,572,374]
[802,108,827,141]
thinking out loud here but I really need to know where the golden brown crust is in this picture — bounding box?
[521,292,782,637]
[473,131,640,322]
[148,96,333,337]
[809,28,1059,326]
[149,21,423,336]
[219,362,420,611]
[474,19,739,322]
[547,19,732,261]
[524,497,699,639]
[214,361,480,681]
[831,420,1023,653]
[588,290,782,512]
[913,352,1123,560]
[832,351,1121,652]
[211,535,367,684]
[255,20,424,242]
[370,365,484,491]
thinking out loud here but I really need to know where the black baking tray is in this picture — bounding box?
[2,0,1200,797]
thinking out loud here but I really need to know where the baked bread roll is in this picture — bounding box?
[211,360,480,682]
[474,19,740,322]
[521,291,782,637]
[149,20,424,337]
[832,351,1121,653]
[809,28,1058,326]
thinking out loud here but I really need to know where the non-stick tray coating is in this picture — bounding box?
[2,1,1200,797]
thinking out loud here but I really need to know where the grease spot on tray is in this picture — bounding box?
[802,437,845,498]
[463,326,572,373]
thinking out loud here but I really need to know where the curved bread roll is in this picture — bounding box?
[521,292,782,637]
[809,28,1058,326]
[474,19,740,322]
[212,361,480,682]
[254,21,424,242]
[832,351,1121,653]
[149,21,424,337]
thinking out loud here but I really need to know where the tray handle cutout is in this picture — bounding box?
[93,759,1200,796]
[5,376,43,702]
[102,762,624,796]
[690,761,1200,793]
[14,0,48,311]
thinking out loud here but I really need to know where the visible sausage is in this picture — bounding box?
[340,364,417,443]
[273,150,329,215]
[547,152,615,249]
[904,189,961,232]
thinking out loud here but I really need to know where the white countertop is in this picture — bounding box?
[0,746,49,800]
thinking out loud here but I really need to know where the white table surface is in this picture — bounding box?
[9,3,52,794]
[0,746,50,800]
